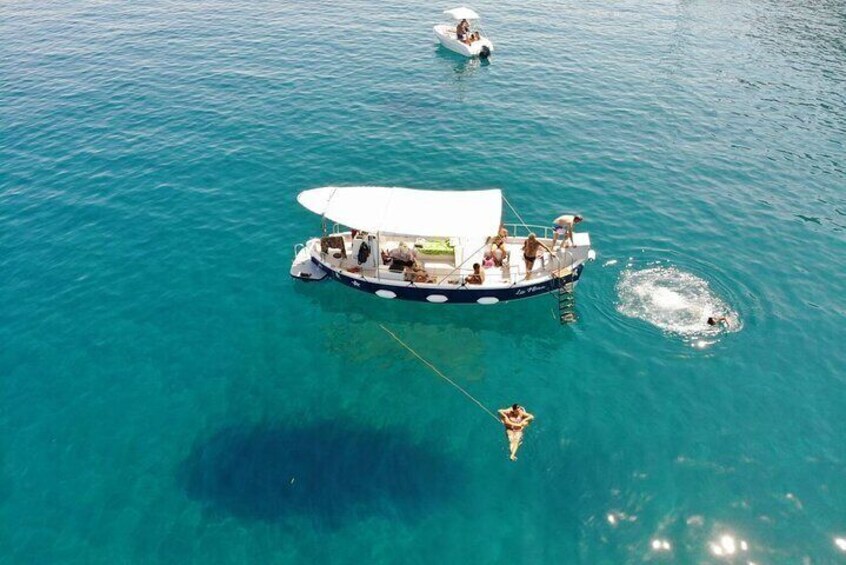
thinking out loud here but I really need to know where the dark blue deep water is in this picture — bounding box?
[2,0,845,562]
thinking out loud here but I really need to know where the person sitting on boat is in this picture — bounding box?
[522,233,552,280]
[456,19,469,42]
[488,226,509,266]
[482,252,495,269]
[387,242,417,270]
[404,263,435,283]
[551,214,584,249]
[465,263,485,285]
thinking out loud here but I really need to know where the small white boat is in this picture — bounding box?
[291,186,594,313]
[434,7,494,58]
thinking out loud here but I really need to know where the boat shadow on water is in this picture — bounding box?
[178,420,466,528]
[291,279,571,350]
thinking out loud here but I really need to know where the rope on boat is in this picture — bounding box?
[320,186,341,235]
[502,194,531,235]
[379,324,501,424]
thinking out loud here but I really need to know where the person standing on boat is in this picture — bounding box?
[498,404,534,461]
[551,214,583,249]
[522,234,552,280]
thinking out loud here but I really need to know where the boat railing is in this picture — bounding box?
[554,247,576,271]
[502,223,554,240]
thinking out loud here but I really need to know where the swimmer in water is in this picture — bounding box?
[498,404,534,461]
[707,316,729,326]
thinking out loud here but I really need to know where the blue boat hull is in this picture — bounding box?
[311,258,584,304]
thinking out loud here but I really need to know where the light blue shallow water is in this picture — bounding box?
[2,0,845,562]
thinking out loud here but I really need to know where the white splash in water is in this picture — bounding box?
[708,533,749,557]
[616,266,739,340]
[603,259,618,267]
[651,539,672,551]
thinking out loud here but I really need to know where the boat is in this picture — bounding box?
[433,7,494,58]
[291,186,595,306]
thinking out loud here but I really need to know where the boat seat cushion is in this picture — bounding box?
[414,239,454,256]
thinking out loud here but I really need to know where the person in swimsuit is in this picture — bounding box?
[404,263,434,283]
[465,262,485,285]
[498,404,534,461]
[707,316,729,326]
[551,214,583,250]
[522,233,552,280]
[489,226,509,266]
[456,19,468,42]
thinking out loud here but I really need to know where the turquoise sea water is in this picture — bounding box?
[2,0,845,562]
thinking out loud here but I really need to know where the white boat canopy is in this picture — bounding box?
[297,186,502,238]
[444,7,480,21]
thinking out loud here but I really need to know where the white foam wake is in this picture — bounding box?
[616,266,739,340]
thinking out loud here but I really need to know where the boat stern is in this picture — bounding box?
[554,232,593,271]
[290,243,326,281]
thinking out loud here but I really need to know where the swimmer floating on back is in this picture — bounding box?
[498,404,534,461]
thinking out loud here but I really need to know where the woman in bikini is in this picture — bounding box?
[521,233,552,280]
[456,19,469,43]
[498,404,534,461]
[489,226,509,266]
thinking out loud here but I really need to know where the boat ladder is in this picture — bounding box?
[551,250,577,324]
[556,279,577,324]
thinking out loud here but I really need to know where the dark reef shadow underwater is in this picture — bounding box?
[178,420,467,529]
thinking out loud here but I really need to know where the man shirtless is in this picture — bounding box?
[498,404,534,461]
[551,214,583,249]
[522,234,552,280]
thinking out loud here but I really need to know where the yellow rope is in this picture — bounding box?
[379,324,501,424]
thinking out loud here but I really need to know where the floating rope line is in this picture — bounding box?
[379,324,500,424]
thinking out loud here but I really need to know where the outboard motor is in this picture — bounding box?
[480,45,491,59]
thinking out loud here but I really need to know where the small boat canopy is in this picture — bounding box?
[297,186,502,238]
[444,7,480,21]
